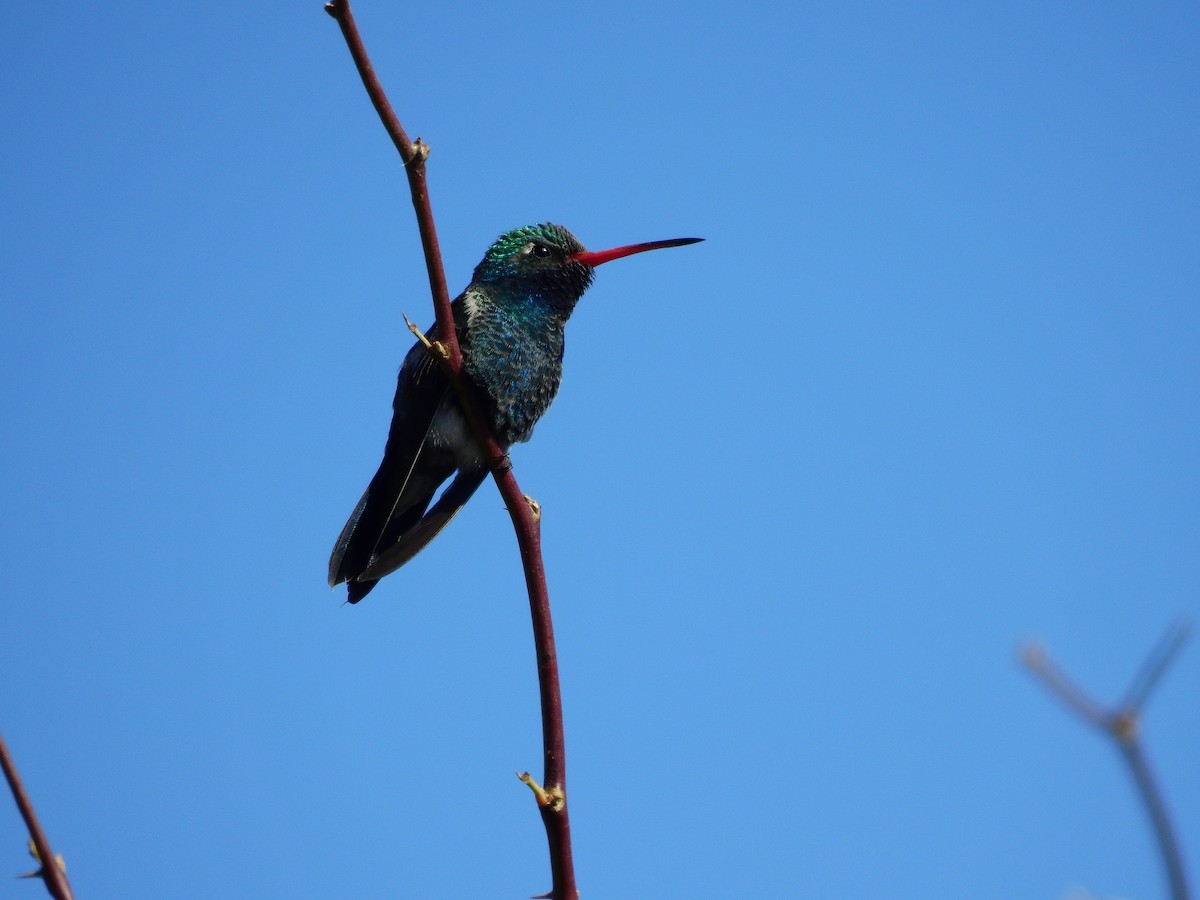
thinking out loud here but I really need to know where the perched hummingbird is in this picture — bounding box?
[329,223,702,603]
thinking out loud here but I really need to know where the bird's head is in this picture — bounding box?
[471,222,702,313]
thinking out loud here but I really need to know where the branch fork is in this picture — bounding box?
[1022,620,1192,900]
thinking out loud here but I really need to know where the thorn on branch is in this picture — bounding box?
[517,771,564,811]
[517,771,551,806]
[408,137,430,166]
[403,313,449,360]
[524,495,542,523]
[18,838,66,882]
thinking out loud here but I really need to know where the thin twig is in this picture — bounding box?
[323,3,577,897]
[1123,620,1192,714]
[322,1,455,357]
[1020,642,1108,728]
[0,730,74,900]
[1021,621,1192,900]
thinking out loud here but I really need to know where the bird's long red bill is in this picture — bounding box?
[572,236,703,268]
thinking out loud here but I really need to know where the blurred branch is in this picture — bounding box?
[322,3,577,897]
[0,730,73,900]
[1021,620,1192,900]
[1122,620,1192,714]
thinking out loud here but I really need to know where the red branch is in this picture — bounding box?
[1022,621,1192,900]
[0,731,74,900]
[323,3,576,897]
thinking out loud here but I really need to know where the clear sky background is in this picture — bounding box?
[2,3,1198,898]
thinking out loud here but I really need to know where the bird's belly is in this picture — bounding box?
[464,353,560,445]
[427,399,488,469]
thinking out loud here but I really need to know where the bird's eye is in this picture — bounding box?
[530,243,551,258]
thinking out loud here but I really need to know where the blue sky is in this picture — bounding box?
[2,2,1198,897]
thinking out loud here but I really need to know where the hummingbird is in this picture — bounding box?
[329,223,702,603]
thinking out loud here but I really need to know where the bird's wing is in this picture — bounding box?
[360,466,488,583]
[327,335,454,591]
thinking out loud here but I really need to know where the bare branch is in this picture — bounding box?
[0,730,74,900]
[1121,737,1191,900]
[1019,641,1108,730]
[1123,618,1192,714]
[323,1,457,361]
[1021,623,1192,900]
[323,4,577,896]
